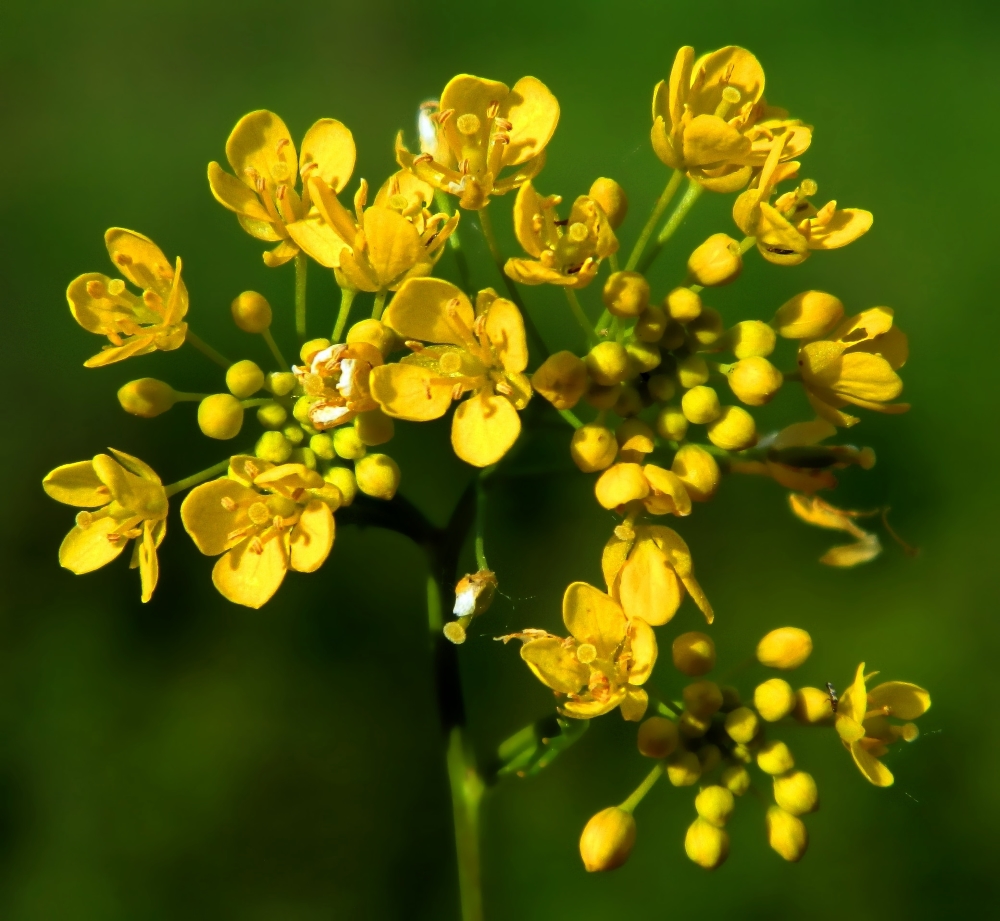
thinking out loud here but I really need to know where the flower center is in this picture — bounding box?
[456,113,481,136]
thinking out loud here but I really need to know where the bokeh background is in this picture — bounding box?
[1,0,997,917]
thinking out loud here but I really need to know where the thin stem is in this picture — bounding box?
[332,285,357,342]
[239,397,272,409]
[593,308,612,338]
[435,191,472,292]
[372,290,388,321]
[619,763,665,814]
[447,727,485,921]
[608,252,620,274]
[260,328,290,370]
[474,472,491,572]
[170,391,210,402]
[185,330,231,369]
[637,178,705,274]
[563,288,597,347]
[294,252,308,343]
[163,457,232,498]
[557,408,584,430]
[624,169,684,272]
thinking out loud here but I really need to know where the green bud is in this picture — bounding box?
[602,271,649,318]
[579,806,636,873]
[118,378,177,417]
[655,405,688,441]
[665,286,702,322]
[584,381,623,410]
[267,372,297,397]
[613,385,643,418]
[727,356,784,406]
[635,303,668,343]
[684,817,730,869]
[707,405,757,450]
[255,431,293,463]
[293,394,322,424]
[334,426,366,460]
[756,740,795,775]
[721,764,751,796]
[766,806,808,862]
[672,631,716,676]
[256,401,288,429]
[637,716,679,759]
[226,359,265,398]
[676,353,710,389]
[773,770,819,816]
[624,337,661,374]
[310,433,336,460]
[197,394,244,440]
[585,341,631,386]
[282,423,305,446]
[300,338,331,364]
[324,466,357,506]
[347,318,399,356]
[290,447,317,470]
[588,177,628,229]
[687,233,742,287]
[570,424,617,473]
[647,373,676,403]
[667,750,701,786]
[686,307,725,347]
[695,785,735,827]
[724,706,760,744]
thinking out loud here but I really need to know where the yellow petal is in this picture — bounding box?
[58,516,129,574]
[104,228,175,300]
[820,533,882,567]
[289,500,335,573]
[665,46,694,127]
[501,77,560,167]
[626,617,658,686]
[212,536,288,609]
[642,464,691,517]
[788,494,866,537]
[440,74,508,152]
[619,687,649,722]
[806,389,860,428]
[617,540,682,626]
[226,110,297,189]
[180,478,258,556]
[681,114,749,167]
[756,204,810,266]
[830,307,895,345]
[83,336,158,368]
[841,662,868,724]
[808,208,873,250]
[562,688,627,720]
[138,521,159,603]
[300,118,355,193]
[285,212,350,269]
[43,461,107,507]
[850,741,894,787]
[504,258,569,286]
[451,390,521,467]
[771,420,837,449]
[362,206,422,289]
[383,277,474,345]
[107,448,161,484]
[688,46,765,114]
[601,529,634,595]
[91,454,167,520]
[511,181,545,257]
[520,637,589,694]
[207,162,271,220]
[835,714,866,743]
[370,363,454,421]
[254,464,324,493]
[806,351,903,404]
[238,213,283,242]
[867,681,931,720]
[850,326,909,370]
[484,298,528,373]
[562,582,626,658]
[594,463,649,510]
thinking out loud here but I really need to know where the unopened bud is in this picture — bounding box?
[300,338,331,364]
[324,466,357,506]
[614,385,644,418]
[291,446,317,470]
[355,453,400,500]
[683,681,723,718]
[310,433,336,460]
[602,271,650,318]
[728,356,783,406]
[595,462,648,509]
[685,817,730,869]
[637,716,679,758]
[616,419,655,455]
[754,678,796,722]
[667,750,701,786]
[585,341,631,386]
[588,177,628,229]
[721,685,741,711]
[532,351,588,410]
[256,430,293,463]
[681,385,721,424]
[267,371,297,396]
[293,395,322,425]
[695,786,735,827]
[676,353,710,389]
[672,632,716,676]
[231,290,272,333]
[226,359,265,398]
[679,711,711,738]
[766,806,808,862]
[757,627,813,669]
[672,444,720,501]
[584,381,623,410]
[687,233,742,287]
[647,373,676,403]
[635,303,668,343]
[579,806,636,872]
[624,337,661,374]
[660,319,687,350]
[257,401,288,429]
[347,318,399,356]
[334,426,366,460]
[757,740,795,775]
[686,307,725,347]
[197,394,244,440]
[655,406,688,441]
[665,287,702,322]
[724,707,760,744]
[721,764,751,796]
[772,291,844,339]
[794,687,835,725]
[697,743,721,773]
[118,378,177,417]
[570,424,618,473]
[723,320,776,359]
[773,770,819,815]
[707,405,757,450]
[355,409,394,446]
[283,423,305,446]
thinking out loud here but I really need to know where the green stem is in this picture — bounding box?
[185,330,231,369]
[563,288,597,347]
[447,725,485,921]
[474,471,492,572]
[294,252,308,343]
[171,391,210,402]
[637,179,705,274]
[260,328,290,370]
[163,457,232,498]
[332,285,357,342]
[608,252,620,274]
[619,763,664,814]
[239,397,272,409]
[624,169,684,272]
[435,191,473,292]
[372,290,388,321]
[557,408,584,430]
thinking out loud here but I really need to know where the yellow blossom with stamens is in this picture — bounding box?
[371,279,532,467]
[789,493,882,567]
[43,449,168,602]
[67,229,188,367]
[181,456,339,609]
[396,77,560,210]
[504,180,618,288]
[835,663,931,787]
[794,307,910,426]
[208,110,356,267]
[506,581,657,721]
[292,339,384,432]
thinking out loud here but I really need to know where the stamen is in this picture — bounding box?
[249,536,264,555]
[86,280,107,298]
[485,101,500,119]
[405,340,425,352]
[220,497,236,512]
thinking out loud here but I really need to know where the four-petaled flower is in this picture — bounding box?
[396,76,560,210]
[294,340,384,430]
[371,278,532,467]
[208,110,356,267]
[67,229,188,367]
[181,456,340,608]
[43,449,168,602]
[504,180,618,288]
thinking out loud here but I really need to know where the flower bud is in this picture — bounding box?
[586,341,632,386]
[676,354,710,389]
[347,318,398,356]
[584,382,623,409]
[660,319,687,350]
[655,406,688,441]
[118,378,177,417]
[721,685,741,711]
[256,430,293,463]
[671,631,715,676]
[647,373,676,403]
[754,678,796,722]
[756,627,813,669]
[637,716,679,758]
[686,307,725,347]
[231,290,272,333]
[635,303,668,343]
[355,409,394,446]
[355,453,400,500]
[334,426,366,460]
[197,394,244,440]
[773,770,819,816]
[570,424,617,473]
[625,338,661,375]
[595,462,648,509]
[672,444,720,501]
[723,320,776,359]
[267,371,297,396]
[602,271,649,318]
[325,466,357,506]
[532,351,588,410]
[614,385,644,418]
[757,740,795,775]
[589,177,628,229]
[291,446,317,470]
[724,706,760,744]
[667,750,701,786]
[310,433,336,460]
[695,786,735,827]
[707,405,757,450]
[697,743,721,773]
[683,681,723,718]
[616,419,655,455]
[679,711,711,738]
[665,286,702,322]
[257,401,288,429]
[300,338,331,365]
[226,359,265,398]
[727,356,783,406]
[766,806,808,862]
[773,291,844,339]
[794,687,835,725]
[685,817,729,869]
[293,395,322,425]
[721,764,751,796]
[283,423,306,446]
[579,807,636,872]
[687,233,742,287]
[681,386,721,424]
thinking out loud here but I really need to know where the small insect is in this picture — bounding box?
[826,682,839,713]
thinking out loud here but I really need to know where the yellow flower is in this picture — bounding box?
[370,279,532,467]
[396,76,560,210]
[795,307,910,426]
[594,462,693,518]
[651,45,811,193]
[835,663,930,787]
[788,494,882,567]
[293,340,384,430]
[504,180,618,287]
[504,582,657,721]
[67,229,188,367]
[180,456,339,608]
[304,172,459,287]
[734,136,872,265]
[207,110,356,267]
[602,525,713,625]
[42,449,168,602]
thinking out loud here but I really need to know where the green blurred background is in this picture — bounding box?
[1,0,996,917]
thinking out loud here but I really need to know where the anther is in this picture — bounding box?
[249,537,264,555]
[114,253,133,266]
[486,101,500,119]
[413,153,434,165]
[220,497,236,512]
[495,380,513,396]
[459,159,471,175]
[405,340,425,352]
[86,280,106,298]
